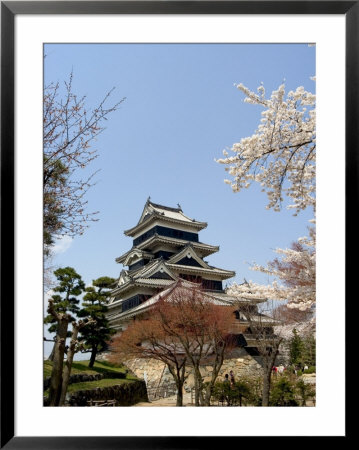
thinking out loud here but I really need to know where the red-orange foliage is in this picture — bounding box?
[110,282,235,406]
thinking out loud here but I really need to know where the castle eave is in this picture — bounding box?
[136,234,219,256]
[124,214,207,237]
[124,200,208,237]
[167,263,235,280]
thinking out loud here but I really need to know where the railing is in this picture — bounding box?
[86,399,117,407]
[146,383,178,401]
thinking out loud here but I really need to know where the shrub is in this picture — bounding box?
[303,366,316,374]
[296,379,315,406]
[210,378,255,406]
[211,381,233,406]
[270,377,298,406]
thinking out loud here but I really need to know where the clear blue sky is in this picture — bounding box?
[44,43,315,354]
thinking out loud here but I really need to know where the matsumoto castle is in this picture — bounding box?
[106,199,269,342]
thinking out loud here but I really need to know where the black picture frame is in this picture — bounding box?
[1,1,353,448]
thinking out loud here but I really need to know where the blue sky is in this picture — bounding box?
[44,43,315,354]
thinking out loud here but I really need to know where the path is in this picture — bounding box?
[135,392,193,407]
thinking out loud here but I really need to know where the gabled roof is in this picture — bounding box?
[116,247,154,265]
[136,234,219,256]
[110,259,179,298]
[124,199,207,236]
[115,235,219,263]
[112,279,236,320]
[134,258,176,280]
[167,244,211,270]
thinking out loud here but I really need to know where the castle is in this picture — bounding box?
[106,199,278,397]
[107,199,273,344]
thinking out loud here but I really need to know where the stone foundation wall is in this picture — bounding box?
[65,380,148,406]
[124,348,263,398]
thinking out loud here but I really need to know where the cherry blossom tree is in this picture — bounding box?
[228,227,316,311]
[216,82,315,214]
[43,71,125,256]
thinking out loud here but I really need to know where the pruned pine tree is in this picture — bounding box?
[44,267,85,360]
[46,298,95,406]
[59,318,95,406]
[78,276,116,368]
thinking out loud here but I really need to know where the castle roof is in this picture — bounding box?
[110,279,236,320]
[116,235,219,263]
[124,199,207,236]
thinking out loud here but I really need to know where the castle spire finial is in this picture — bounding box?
[147,196,151,203]
[177,203,182,210]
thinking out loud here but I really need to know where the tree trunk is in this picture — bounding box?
[204,352,224,406]
[193,365,204,406]
[262,367,272,406]
[176,385,184,406]
[168,364,186,407]
[88,346,97,368]
[59,323,81,406]
[48,316,69,406]
[47,343,55,361]
[194,372,200,406]
[262,347,279,407]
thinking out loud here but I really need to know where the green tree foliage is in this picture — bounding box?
[288,328,316,368]
[78,276,116,368]
[288,328,304,366]
[211,379,252,406]
[270,377,298,406]
[44,267,85,358]
[302,334,316,367]
[296,379,316,406]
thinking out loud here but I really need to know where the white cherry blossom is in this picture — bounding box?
[228,228,316,311]
[217,83,316,214]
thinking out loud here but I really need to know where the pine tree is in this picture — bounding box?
[302,333,316,367]
[288,328,304,367]
[78,276,116,367]
[44,267,85,360]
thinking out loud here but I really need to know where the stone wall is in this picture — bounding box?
[124,348,264,399]
[65,380,148,406]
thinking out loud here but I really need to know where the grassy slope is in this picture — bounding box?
[64,377,137,393]
[44,359,139,396]
[44,359,127,378]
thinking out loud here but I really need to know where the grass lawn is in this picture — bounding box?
[43,359,128,378]
[44,377,138,397]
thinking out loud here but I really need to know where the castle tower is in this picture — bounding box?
[107,199,239,330]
